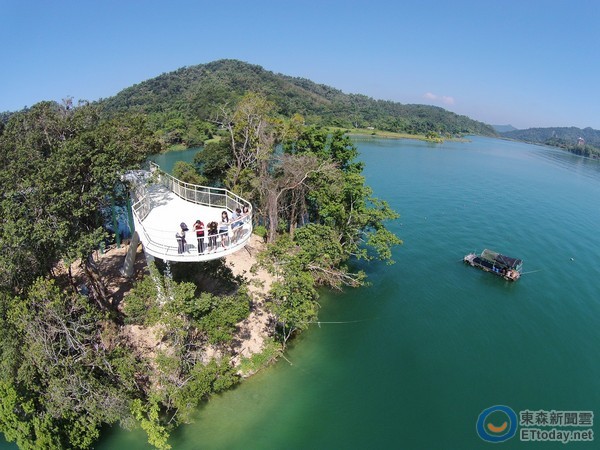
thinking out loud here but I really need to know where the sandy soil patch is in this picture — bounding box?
[224,234,276,368]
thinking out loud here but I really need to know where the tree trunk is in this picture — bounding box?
[289,201,297,241]
[68,265,79,294]
[266,192,278,243]
[82,254,111,310]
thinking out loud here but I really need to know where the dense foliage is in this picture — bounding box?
[193,93,402,345]
[0,279,140,449]
[99,59,496,147]
[0,88,403,448]
[0,101,252,449]
[0,100,159,298]
[501,126,600,158]
[0,100,157,448]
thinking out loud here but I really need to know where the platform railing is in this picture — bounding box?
[149,162,251,212]
[129,163,253,262]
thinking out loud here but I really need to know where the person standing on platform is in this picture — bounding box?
[207,221,218,251]
[219,211,229,248]
[231,208,242,243]
[194,219,205,254]
[176,229,184,254]
[177,222,188,254]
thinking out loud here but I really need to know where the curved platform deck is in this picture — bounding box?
[128,166,253,263]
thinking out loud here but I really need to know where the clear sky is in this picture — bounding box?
[2,0,599,129]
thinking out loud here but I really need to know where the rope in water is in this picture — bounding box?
[301,318,378,328]
[521,269,543,275]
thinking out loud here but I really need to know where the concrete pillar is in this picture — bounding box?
[120,231,140,277]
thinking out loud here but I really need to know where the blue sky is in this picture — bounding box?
[2,0,599,129]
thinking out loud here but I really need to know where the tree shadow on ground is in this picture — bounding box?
[154,258,245,296]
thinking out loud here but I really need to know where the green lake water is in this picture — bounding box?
[5,137,598,449]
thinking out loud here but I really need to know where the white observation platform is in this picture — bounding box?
[124,163,253,263]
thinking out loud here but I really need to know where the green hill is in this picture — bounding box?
[99,59,496,146]
[492,124,518,133]
[501,126,600,158]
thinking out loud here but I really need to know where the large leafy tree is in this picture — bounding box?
[193,139,232,186]
[256,128,402,343]
[206,98,402,343]
[0,100,160,305]
[0,279,141,449]
[283,128,401,262]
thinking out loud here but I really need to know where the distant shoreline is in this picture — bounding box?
[163,128,470,153]
[332,127,470,143]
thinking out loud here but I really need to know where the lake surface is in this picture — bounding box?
[6,137,598,449]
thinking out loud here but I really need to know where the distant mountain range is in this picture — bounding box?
[98,59,496,144]
[492,124,518,133]
[500,126,600,146]
[500,126,600,158]
[4,60,598,159]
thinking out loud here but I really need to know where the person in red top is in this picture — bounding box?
[194,219,205,254]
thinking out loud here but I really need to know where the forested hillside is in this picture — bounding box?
[99,59,496,147]
[501,126,600,158]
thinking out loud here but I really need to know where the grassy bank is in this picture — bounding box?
[326,127,473,143]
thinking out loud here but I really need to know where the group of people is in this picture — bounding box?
[175,205,250,255]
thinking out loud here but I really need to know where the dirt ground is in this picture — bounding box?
[223,234,276,366]
[74,235,276,371]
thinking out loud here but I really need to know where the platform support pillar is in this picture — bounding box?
[121,231,140,277]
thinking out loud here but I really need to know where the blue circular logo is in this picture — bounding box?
[476,405,518,443]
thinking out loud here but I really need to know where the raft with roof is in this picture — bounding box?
[463,249,523,281]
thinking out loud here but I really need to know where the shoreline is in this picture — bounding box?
[328,127,472,143]
[160,130,472,156]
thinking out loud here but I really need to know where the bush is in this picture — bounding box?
[253,225,267,240]
[196,290,251,344]
[238,338,282,376]
[122,268,161,325]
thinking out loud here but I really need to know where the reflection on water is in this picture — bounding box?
[521,140,600,180]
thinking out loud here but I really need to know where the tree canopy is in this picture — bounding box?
[193,92,402,344]
[0,100,168,448]
[0,100,159,300]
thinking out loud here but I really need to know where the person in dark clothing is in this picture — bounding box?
[194,219,205,254]
[207,221,218,251]
[231,208,242,243]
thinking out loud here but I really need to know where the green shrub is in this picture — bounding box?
[122,275,160,325]
[238,338,282,376]
[253,225,267,239]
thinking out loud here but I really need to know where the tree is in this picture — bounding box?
[122,263,244,443]
[172,161,207,185]
[271,153,338,241]
[0,278,140,449]
[285,128,401,262]
[0,101,160,306]
[212,92,280,189]
[193,140,232,185]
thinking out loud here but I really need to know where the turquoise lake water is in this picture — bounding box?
[4,137,598,449]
